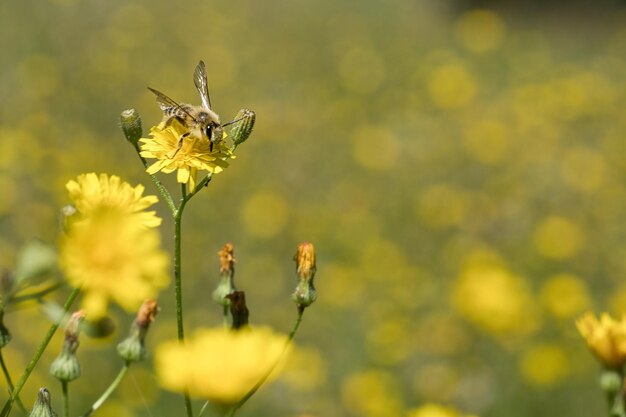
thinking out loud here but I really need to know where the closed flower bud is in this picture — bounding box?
[229,109,255,148]
[212,243,237,306]
[292,242,317,309]
[120,109,143,148]
[50,311,84,382]
[29,388,57,417]
[117,299,159,362]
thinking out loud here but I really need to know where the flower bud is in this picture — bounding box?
[120,109,143,148]
[225,291,249,330]
[29,388,57,417]
[292,242,317,309]
[50,311,84,382]
[117,299,159,362]
[228,109,255,148]
[212,243,237,306]
[599,369,623,395]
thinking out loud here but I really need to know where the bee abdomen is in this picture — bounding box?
[164,104,194,119]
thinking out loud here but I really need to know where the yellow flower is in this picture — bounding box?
[139,119,234,190]
[66,173,161,228]
[576,312,626,370]
[155,327,289,404]
[60,173,169,318]
[406,404,478,417]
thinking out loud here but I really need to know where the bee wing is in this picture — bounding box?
[147,87,199,122]
[193,60,213,110]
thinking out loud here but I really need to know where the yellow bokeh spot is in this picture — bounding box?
[455,10,506,53]
[427,63,476,109]
[561,147,607,192]
[241,191,288,238]
[338,48,386,94]
[352,125,399,171]
[416,183,468,228]
[533,216,584,259]
[540,274,590,319]
[519,343,569,386]
[341,370,403,417]
[462,119,511,165]
[452,265,537,337]
[321,264,366,309]
[366,317,411,365]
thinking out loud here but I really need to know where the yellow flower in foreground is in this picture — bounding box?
[139,119,234,190]
[155,327,289,404]
[66,173,161,228]
[576,312,626,369]
[60,210,169,318]
[60,173,169,318]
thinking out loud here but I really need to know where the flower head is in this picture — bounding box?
[576,312,626,370]
[66,173,161,228]
[139,119,235,190]
[155,326,289,404]
[60,174,169,318]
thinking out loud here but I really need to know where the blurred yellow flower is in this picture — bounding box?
[60,209,169,318]
[452,265,537,337]
[455,10,506,54]
[60,173,169,318]
[519,343,569,386]
[576,312,626,370]
[155,327,288,404]
[427,63,476,109]
[139,119,234,190]
[341,370,403,417]
[66,173,161,228]
[533,216,584,259]
[407,403,477,417]
[540,274,590,319]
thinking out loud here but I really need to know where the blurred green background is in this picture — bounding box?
[3,0,626,416]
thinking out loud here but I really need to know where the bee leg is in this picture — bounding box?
[167,132,190,158]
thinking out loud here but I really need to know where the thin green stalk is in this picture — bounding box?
[189,173,213,198]
[80,362,130,417]
[0,286,81,417]
[0,350,27,415]
[61,381,69,417]
[226,308,306,417]
[174,184,193,417]
[222,305,229,329]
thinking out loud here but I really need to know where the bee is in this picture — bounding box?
[148,60,241,151]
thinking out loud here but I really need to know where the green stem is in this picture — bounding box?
[222,305,229,329]
[227,308,306,417]
[61,381,69,417]
[174,184,193,417]
[0,287,81,417]
[0,350,27,415]
[189,173,213,197]
[80,362,130,417]
[10,282,63,305]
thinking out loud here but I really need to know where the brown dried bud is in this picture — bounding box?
[218,243,236,276]
[136,299,159,329]
[213,243,237,306]
[226,291,249,330]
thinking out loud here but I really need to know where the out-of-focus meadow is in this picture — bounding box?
[2,0,626,416]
